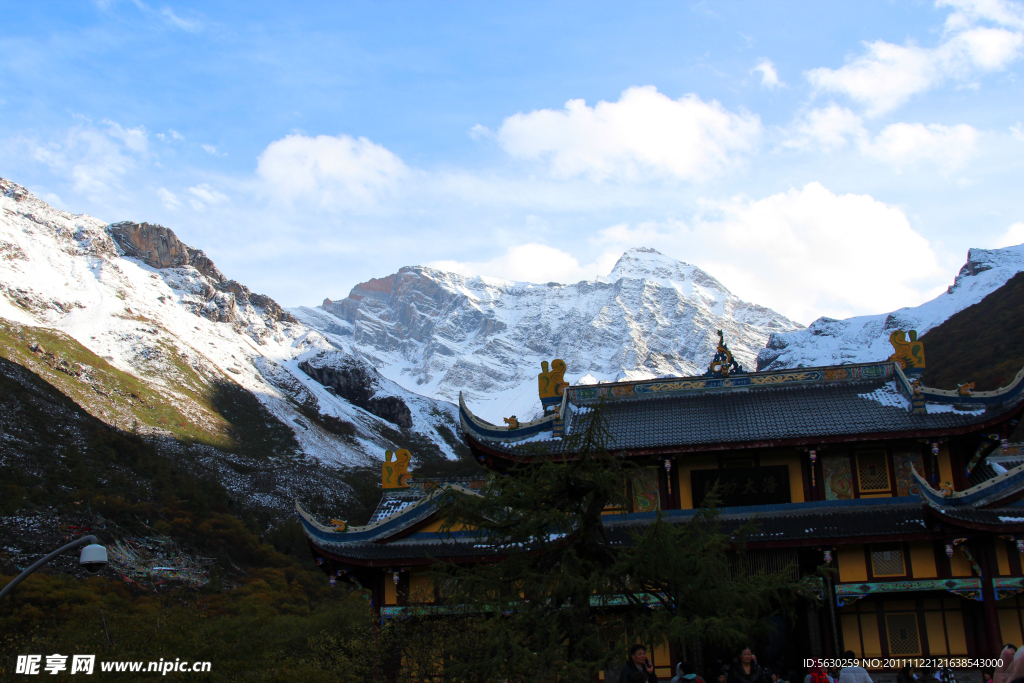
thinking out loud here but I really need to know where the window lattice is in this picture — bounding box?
[872,546,906,576]
[886,613,921,656]
[857,451,890,491]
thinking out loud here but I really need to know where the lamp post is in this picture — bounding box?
[0,535,107,601]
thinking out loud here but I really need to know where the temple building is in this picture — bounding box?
[299,331,1024,678]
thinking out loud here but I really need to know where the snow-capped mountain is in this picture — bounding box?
[757,244,1024,371]
[295,247,804,423]
[0,178,465,477]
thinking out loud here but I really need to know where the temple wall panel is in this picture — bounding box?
[838,545,868,583]
[676,455,717,510]
[938,444,955,488]
[416,519,469,533]
[841,597,970,660]
[385,575,397,606]
[409,571,433,604]
[950,551,974,577]
[996,542,1012,576]
[910,542,938,579]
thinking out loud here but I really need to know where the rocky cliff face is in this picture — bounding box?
[299,352,414,429]
[107,221,295,326]
[0,177,468,477]
[756,244,1024,371]
[109,221,226,282]
[295,248,804,422]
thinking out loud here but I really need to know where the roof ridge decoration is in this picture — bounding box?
[913,461,1024,509]
[569,361,893,404]
[296,483,485,546]
[383,448,412,489]
[459,391,562,443]
[538,359,569,413]
[888,329,926,378]
[706,330,744,378]
[894,361,1024,406]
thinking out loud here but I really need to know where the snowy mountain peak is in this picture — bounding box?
[299,252,802,423]
[757,242,1024,371]
[605,247,728,293]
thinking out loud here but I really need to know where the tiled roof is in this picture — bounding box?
[305,497,938,563]
[368,489,426,525]
[478,377,1010,455]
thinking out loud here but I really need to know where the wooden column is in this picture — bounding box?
[979,538,1004,656]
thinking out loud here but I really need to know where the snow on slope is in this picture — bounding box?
[0,178,463,466]
[295,247,803,423]
[757,244,1024,370]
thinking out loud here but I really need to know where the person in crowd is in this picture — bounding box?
[805,659,833,683]
[619,644,658,683]
[837,651,872,683]
[727,646,766,683]
[995,644,1018,683]
[631,674,651,683]
[897,664,918,683]
[1002,643,1024,683]
[671,660,705,683]
[718,669,728,683]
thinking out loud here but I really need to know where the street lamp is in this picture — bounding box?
[0,535,107,601]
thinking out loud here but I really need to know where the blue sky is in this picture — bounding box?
[2,1,1023,324]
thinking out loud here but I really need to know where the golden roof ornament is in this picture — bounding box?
[382,448,411,489]
[706,330,744,377]
[888,330,925,376]
[538,359,568,413]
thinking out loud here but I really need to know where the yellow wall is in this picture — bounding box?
[409,570,433,604]
[842,614,861,654]
[996,541,1011,576]
[999,607,1024,648]
[415,518,468,533]
[950,549,973,577]
[924,612,947,655]
[945,610,968,655]
[938,443,954,488]
[675,454,717,510]
[839,545,868,583]
[385,574,397,605]
[910,541,937,578]
[861,613,882,657]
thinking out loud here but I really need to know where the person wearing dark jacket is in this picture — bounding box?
[619,644,659,683]
[727,646,767,683]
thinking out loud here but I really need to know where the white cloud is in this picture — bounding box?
[596,182,943,323]
[785,104,867,151]
[187,183,229,211]
[158,6,203,32]
[994,221,1024,247]
[752,59,783,89]
[806,42,941,116]
[492,85,761,182]
[256,133,408,206]
[860,122,979,169]
[1012,122,1024,140]
[157,187,182,209]
[939,0,1024,31]
[806,2,1024,115]
[428,243,619,285]
[201,144,218,155]
[25,120,149,197]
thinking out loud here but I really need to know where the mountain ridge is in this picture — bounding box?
[301,247,804,423]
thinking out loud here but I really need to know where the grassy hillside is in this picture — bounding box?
[0,353,387,681]
[0,317,299,458]
[921,270,1024,391]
